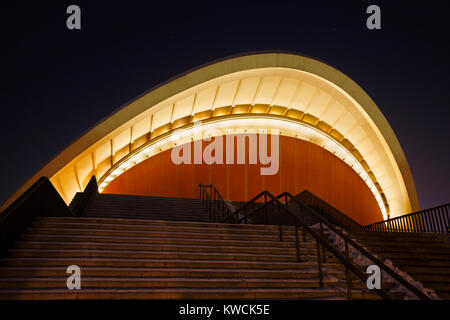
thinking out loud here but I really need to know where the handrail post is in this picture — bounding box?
[295,226,300,262]
[345,240,352,300]
[212,187,215,221]
[316,239,324,287]
[222,201,225,221]
[264,203,268,225]
[300,207,306,242]
[207,189,211,221]
[319,222,327,263]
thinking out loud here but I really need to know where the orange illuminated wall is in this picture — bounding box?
[103,135,383,225]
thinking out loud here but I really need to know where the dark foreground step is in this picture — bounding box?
[0,266,345,279]
[35,217,310,232]
[0,287,380,300]
[24,227,301,242]
[30,221,302,237]
[0,277,361,289]
[7,248,302,262]
[20,234,311,249]
[0,257,346,271]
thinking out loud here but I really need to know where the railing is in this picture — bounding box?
[284,190,450,235]
[206,185,430,300]
[364,203,450,234]
[222,190,269,224]
[199,184,234,222]
[277,192,430,300]
[295,190,364,231]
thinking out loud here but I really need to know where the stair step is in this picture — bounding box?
[389,265,450,274]
[380,258,450,267]
[84,214,211,222]
[351,232,450,241]
[0,257,346,271]
[420,281,450,291]
[25,228,301,242]
[0,287,353,300]
[0,266,345,279]
[0,276,387,292]
[351,240,448,249]
[81,193,212,224]
[84,211,210,217]
[13,241,306,255]
[408,273,450,282]
[30,221,302,237]
[36,216,283,230]
[8,249,302,262]
[372,248,450,256]
[21,234,311,248]
[0,277,337,289]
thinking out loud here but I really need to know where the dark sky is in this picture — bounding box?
[1,1,449,210]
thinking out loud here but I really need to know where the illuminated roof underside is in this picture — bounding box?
[1,53,420,219]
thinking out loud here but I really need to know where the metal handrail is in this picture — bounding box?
[364,203,450,234]
[222,190,269,223]
[220,190,393,299]
[243,189,450,235]
[277,192,430,300]
[203,184,431,300]
[295,190,364,231]
[199,183,234,222]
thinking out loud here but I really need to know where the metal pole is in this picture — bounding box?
[316,240,323,287]
[345,240,352,299]
[265,204,268,225]
[320,222,327,263]
[295,226,300,262]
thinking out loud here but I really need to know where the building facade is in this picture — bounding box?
[0,53,420,225]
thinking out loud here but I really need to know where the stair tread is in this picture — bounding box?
[1,256,342,268]
[31,221,299,235]
[8,248,301,260]
[21,234,307,248]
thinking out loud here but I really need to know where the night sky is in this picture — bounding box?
[1,1,449,211]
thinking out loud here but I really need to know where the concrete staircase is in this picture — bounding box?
[350,231,450,299]
[72,193,212,222]
[0,216,381,299]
